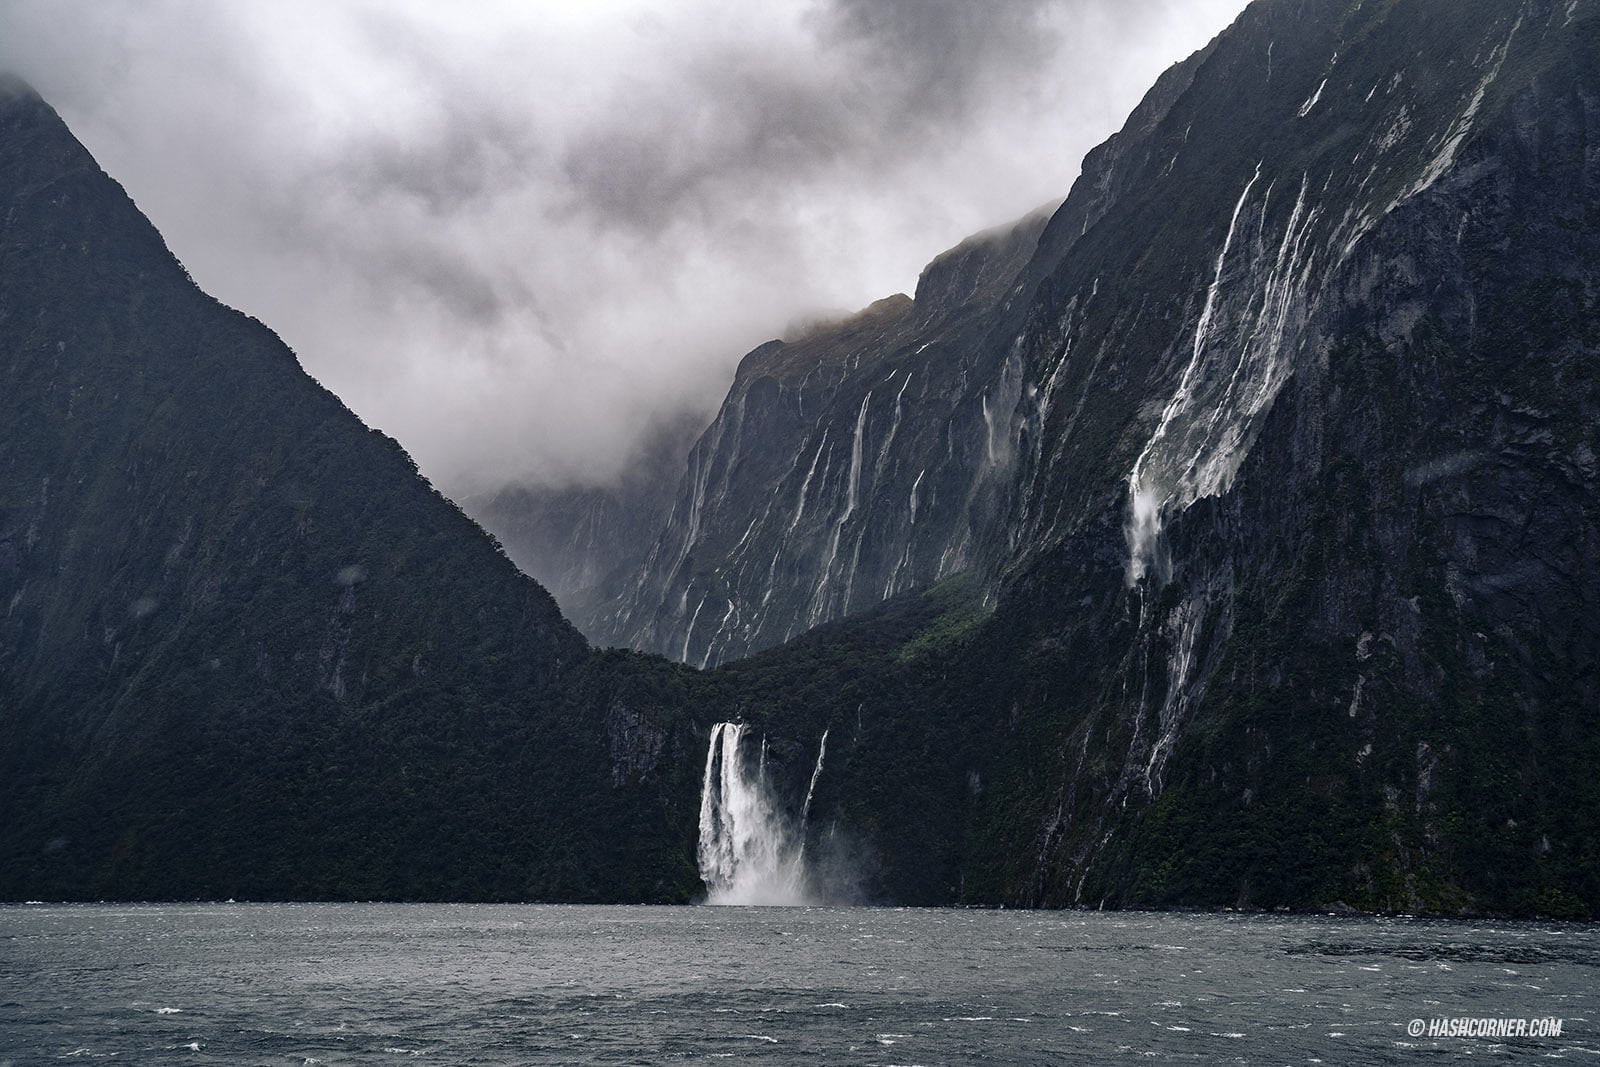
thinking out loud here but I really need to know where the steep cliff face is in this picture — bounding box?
[594,206,1056,666]
[0,83,705,902]
[589,31,1229,669]
[982,0,1600,914]
[697,0,1600,916]
[5,0,1595,916]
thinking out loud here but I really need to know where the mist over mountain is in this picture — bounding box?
[460,412,704,636]
[3,0,1597,919]
[0,0,1245,498]
[586,206,1057,665]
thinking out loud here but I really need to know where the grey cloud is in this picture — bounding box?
[559,61,862,234]
[559,0,1063,237]
[320,17,549,213]
[0,0,1247,495]
[820,0,1062,122]
[339,123,537,216]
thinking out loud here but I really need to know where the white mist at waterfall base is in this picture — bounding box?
[697,722,833,906]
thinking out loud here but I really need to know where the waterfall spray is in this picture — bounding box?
[697,722,829,905]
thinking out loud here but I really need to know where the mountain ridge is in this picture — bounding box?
[3,0,1597,918]
[654,0,1600,916]
[587,200,1058,666]
[0,82,704,902]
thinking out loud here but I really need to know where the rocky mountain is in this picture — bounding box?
[990,0,1599,914]
[0,79,705,902]
[3,0,1596,919]
[593,204,1055,666]
[590,23,1239,668]
[685,0,1600,915]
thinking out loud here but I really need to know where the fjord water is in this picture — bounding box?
[1,905,1594,1063]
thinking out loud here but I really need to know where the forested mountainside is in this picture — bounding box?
[687,0,1600,916]
[0,80,705,902]
[3,0,1596,918]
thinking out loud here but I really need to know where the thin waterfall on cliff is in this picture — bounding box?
[801,729,828,822]
[697,722,829,905]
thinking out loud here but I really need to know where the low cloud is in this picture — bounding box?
[0,0,1246,495]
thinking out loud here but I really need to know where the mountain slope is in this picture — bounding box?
[590,26,1233,669]
[4,0,1596,918]
[594,205,1055,666]
[0,81,704,902]
[689,0,1600,916]
[985,0,1600,914]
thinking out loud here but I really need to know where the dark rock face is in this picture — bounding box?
[981,0,1600,915]
[593,206,1057,666]
[0,85,704,903]
[588,30,1229,670]
[692,0,1600,916]
[3,0,1596,916]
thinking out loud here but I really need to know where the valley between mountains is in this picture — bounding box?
[3,0,1596,916]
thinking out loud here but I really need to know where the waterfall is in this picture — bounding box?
[697,722,828,905]
[1125,161,1319,588]
[801,729,828,823]
[1126,164,1259,587]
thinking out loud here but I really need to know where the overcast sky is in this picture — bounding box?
[1,0,1246,497]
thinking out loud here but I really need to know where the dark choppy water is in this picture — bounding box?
[0,903,1594,1063]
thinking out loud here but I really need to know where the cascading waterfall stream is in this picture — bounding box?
[801,729,828,823]
[795,729,829,869]
[1125,162,1319,587]
[697,722,830,905]
[1126,163,1260,587]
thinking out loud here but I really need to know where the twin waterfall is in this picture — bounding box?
[697,722,828,905]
